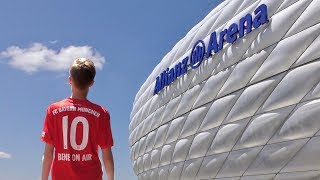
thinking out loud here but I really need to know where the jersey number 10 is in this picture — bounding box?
[62,116,89,150]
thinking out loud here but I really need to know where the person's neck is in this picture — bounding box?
[71,91,88,100]
[70,94,87,100]
[70,86,89,100]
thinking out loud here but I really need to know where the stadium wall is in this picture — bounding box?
[129,0,320,179]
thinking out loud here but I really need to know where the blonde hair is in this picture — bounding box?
[69,58,96,89]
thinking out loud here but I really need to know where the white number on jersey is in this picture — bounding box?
[62,116,89,150]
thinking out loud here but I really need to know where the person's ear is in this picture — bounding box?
[68,76,72,85]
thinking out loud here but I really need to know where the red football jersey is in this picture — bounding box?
[41,98,113,180]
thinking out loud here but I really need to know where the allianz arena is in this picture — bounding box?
[129,0,320,179]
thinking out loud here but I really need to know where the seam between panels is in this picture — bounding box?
[180,78,207,118]
[274,0,299,15]
[193,127,221,179]
[198,128,240,179]
[235,81,320,178]
[238,107,298,177]
[271,0,315,42]
[154,134,196,180]
[153,124,171,157]
[315,129,320,138]
[195,101,221,134]
[219,57,280,126]
[209,66,248,125]
[272,80,320,175]
[159,141,178,179]
[149,135,197,180]
[284,21,320,44]
[274,138,311,175]
[132,104,167,147]
[141,134,196,177]
[267,133,319,147]
[192,154,208,179]
[208,25,273,131]
[169,161,184,180]
[300,70,320,102]
[237,135,310,179]
[277,169,320,175]
[158,95,182,128]
[138,134,162,173]
[190,127,218,179]
[184,99,212,135]
[261,59,320,141]
[177,135,197,180]
[167,143,185,179]
[288,25,320,70]
[233,71,295,177]
[212,117,255,179]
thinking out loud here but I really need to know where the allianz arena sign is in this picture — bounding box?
[130,0,320,179]
[154,4,268,95]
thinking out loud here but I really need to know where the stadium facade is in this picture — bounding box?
[129,0,320,179]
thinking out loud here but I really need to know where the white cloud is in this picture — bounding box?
[0,43,105,73]
[49,40,58,44]
[0,152,11,159]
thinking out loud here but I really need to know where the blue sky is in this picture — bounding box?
[0,0,221,179]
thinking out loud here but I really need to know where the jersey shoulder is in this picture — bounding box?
[50,99,70,107]
[45,99,70,115]
[86,100,109,115]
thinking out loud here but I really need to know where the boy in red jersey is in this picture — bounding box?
[41,58,114,180]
